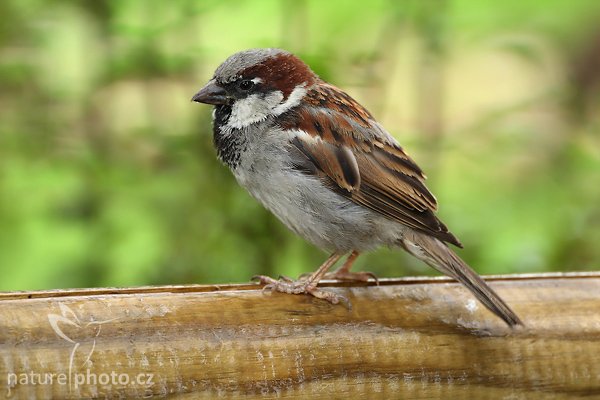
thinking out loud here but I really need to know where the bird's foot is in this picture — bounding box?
[316,250,378,284]
[323,269,379,285]
[252,275,347,306]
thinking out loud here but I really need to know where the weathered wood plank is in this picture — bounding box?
[1,273,599,399]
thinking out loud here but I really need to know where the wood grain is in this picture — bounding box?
[1,273,599,399]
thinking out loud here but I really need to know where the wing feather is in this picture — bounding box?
[279,82,462,247]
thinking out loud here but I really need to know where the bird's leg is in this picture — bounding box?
[252,252,346,304]
[323,250,379,284]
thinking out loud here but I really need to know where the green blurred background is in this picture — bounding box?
[1,0,599,291]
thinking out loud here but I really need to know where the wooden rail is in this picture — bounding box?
[1,272,599,399]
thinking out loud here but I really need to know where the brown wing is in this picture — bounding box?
[279,82,462,247]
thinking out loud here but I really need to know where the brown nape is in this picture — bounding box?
[241,53,317,100]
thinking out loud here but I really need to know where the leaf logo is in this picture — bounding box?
[47,303,118,390]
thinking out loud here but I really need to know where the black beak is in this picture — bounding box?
[191,79,229,105]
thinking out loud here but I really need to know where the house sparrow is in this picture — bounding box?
[192,48,522,327]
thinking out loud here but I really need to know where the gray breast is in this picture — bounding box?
[228,125,405,252]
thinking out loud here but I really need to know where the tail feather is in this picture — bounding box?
[401,231,523,327]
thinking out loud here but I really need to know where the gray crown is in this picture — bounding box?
[214,48,288,83]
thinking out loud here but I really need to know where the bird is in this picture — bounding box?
[191,48,522,327]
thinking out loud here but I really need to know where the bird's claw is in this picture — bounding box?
[251,275,349,306]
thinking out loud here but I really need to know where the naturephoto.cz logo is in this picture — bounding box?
[7,370,154,391]
[6,304,154,396]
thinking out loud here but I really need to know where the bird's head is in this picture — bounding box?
[192,48,317,129]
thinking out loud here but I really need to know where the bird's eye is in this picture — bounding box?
[238,79,254,91]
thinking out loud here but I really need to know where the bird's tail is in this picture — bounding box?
[400,231,523,327]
